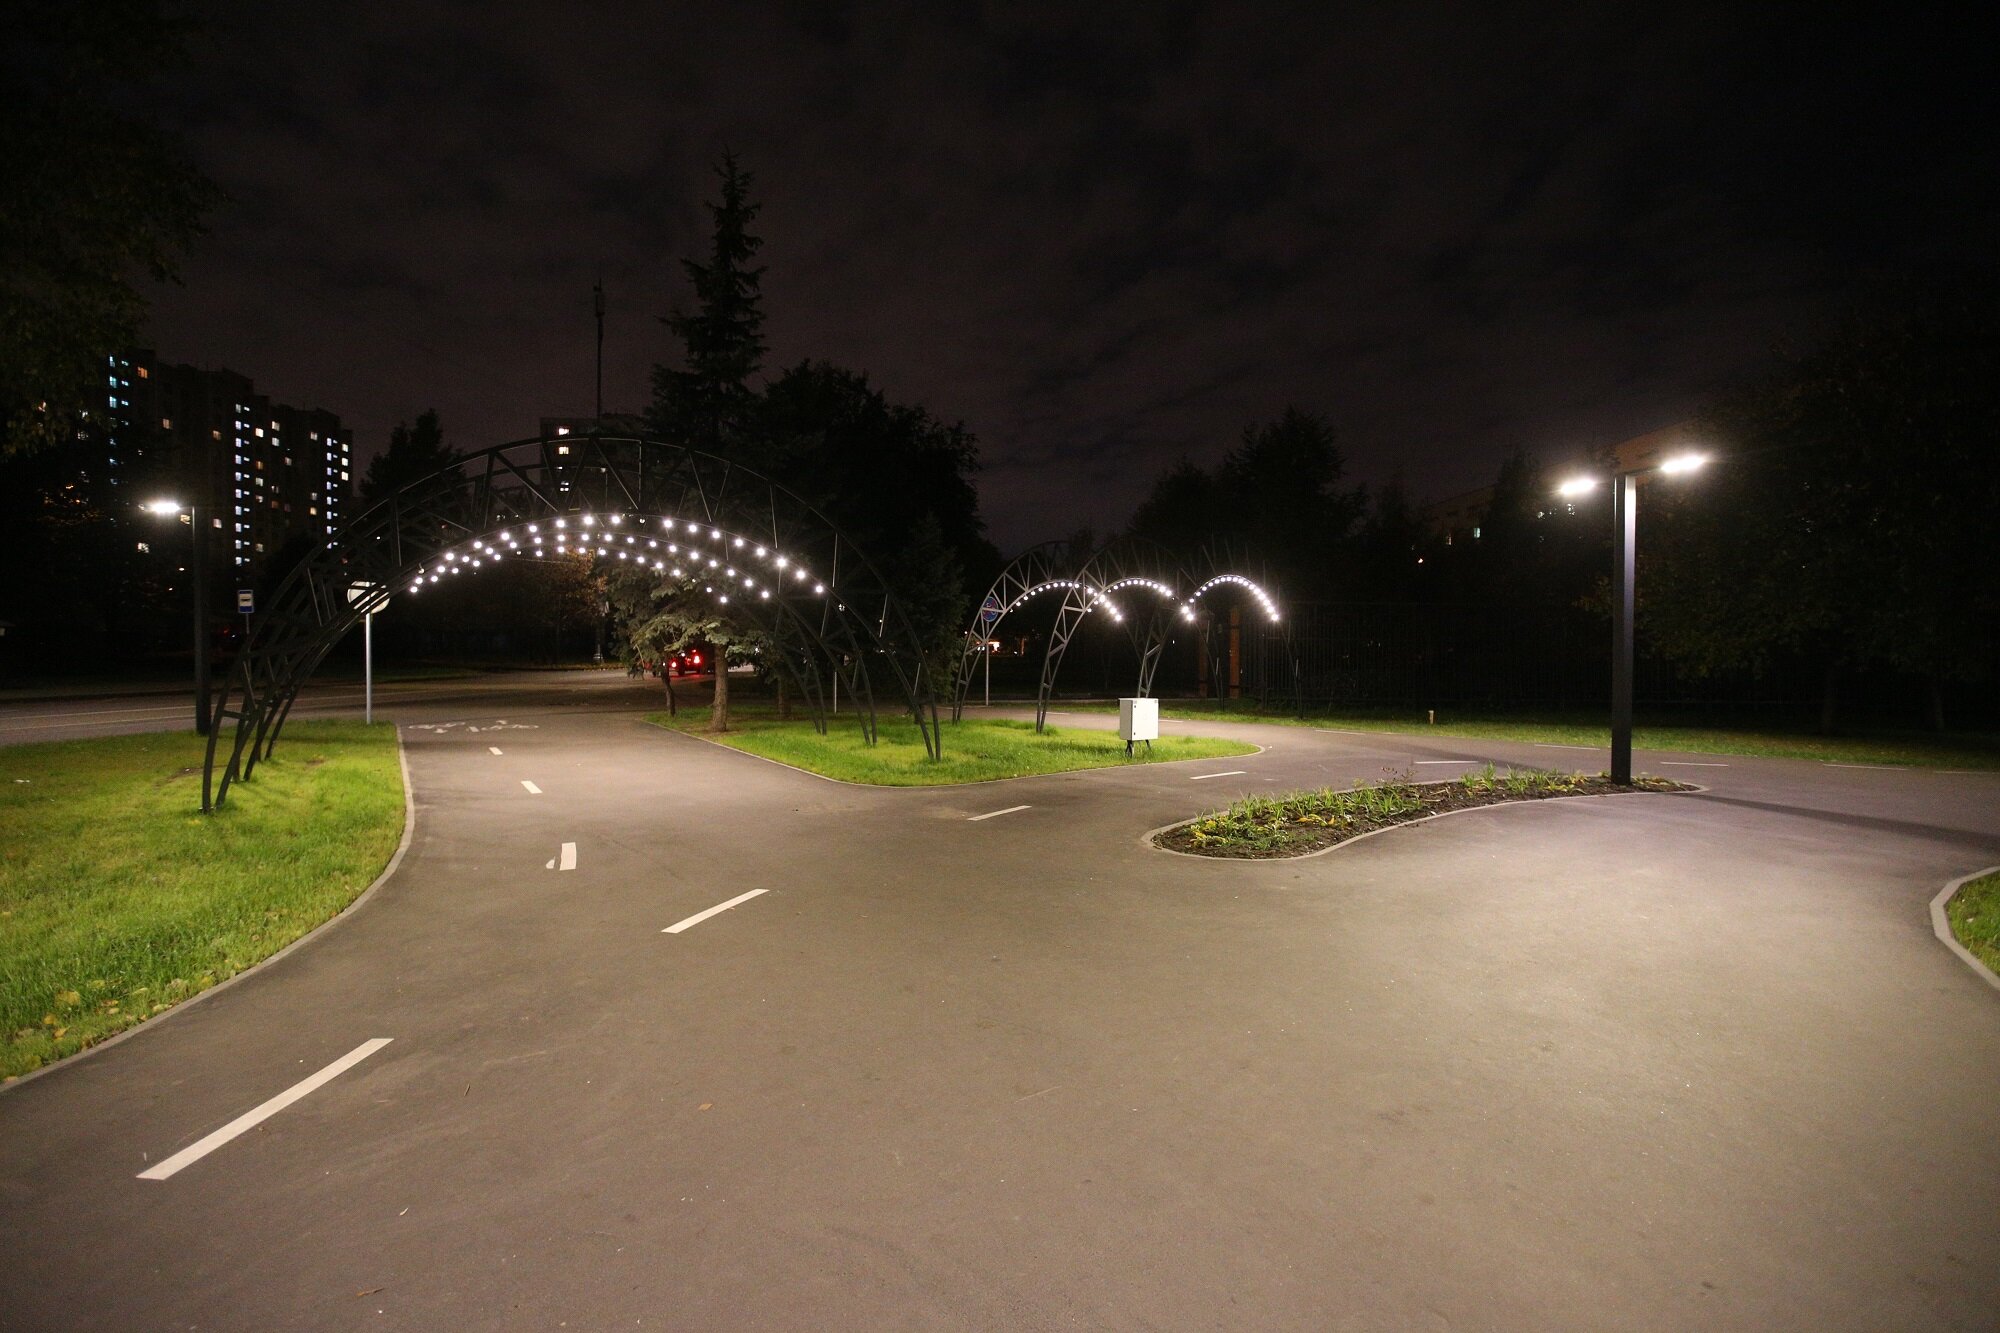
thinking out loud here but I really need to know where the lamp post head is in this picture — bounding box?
[1556,476,1600,498]
[1658,451,1708,476]
[144,498,186,515]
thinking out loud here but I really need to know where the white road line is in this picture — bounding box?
[137,1038,393,1181]
[489,746,503,755]
[967,804,1032,821]
[1189,770,1248,780]
[559,842,576,871]
[520,780,542,794]
[1660,761,1730,767]
[1534,743,1601,751]
[663,888,768,934]
[1824,763,1906,771]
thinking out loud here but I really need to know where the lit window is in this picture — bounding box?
[162,417,172,429]
[137,366,148,379]
[254,427,264,437]
[136,541,150,553]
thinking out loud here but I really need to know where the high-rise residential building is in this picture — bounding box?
[101,350,355,583]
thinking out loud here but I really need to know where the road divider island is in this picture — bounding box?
[1154,766,1695,858]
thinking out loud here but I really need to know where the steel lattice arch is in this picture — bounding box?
[951,537,1299,728]
[199,433,942,810]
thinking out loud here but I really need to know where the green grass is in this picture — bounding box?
[0,721,405,1081]
[1050,700,2000,769]
[648,699,1254,785]
[1947,870,2000,976]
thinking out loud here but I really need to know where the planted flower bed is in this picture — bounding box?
[1156,765,1693,859]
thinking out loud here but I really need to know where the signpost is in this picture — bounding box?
[237,589,254,649]
[978,594,1002,706]
[345,583,390,725]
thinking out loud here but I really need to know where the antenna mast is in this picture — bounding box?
[593,276,606,419]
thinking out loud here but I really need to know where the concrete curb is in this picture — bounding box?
[1,725,418,1094]
[1141,778,1707,862]
[1930,864,2000,994]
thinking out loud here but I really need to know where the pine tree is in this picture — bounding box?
[648,154,768,458]
[359,409,456,507]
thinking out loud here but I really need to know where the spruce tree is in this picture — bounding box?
[648,154,768,458]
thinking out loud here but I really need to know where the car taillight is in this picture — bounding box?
[691,654,702,664]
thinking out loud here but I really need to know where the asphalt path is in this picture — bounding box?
[2,674,1998,1330]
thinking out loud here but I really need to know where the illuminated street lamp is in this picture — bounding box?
[1555,451,1708,784]
[145,497,212,735]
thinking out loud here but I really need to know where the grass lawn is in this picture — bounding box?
[648,697,1254,785]
[1048,700,2000,769]
[1947,870,2000,976]
[0,721,405,1081]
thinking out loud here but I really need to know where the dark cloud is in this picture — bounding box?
[141,0,1997,550]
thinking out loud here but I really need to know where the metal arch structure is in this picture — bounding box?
[198,432,942,811]
[951,536,1305,730]
[1180,541,1303,717]
[1032,536,1191,732]
[947,539,1085,722]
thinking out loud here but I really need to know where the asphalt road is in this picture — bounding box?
[3,673,1997,1331]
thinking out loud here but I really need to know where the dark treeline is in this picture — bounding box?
[601,155,999,729]
[1122,282,1999,731]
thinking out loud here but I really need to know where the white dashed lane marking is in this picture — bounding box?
[137,1039,393,1181]
[967,804,1032,821]
[663,888,769,934]
[520,780,542,795]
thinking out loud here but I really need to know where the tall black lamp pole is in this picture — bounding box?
[1557,452,1709,786]
[147,498,211,735]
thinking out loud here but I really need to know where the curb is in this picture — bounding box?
[1930,865,2000,994]
[1141,778,1707,862]
[1,725,418,1094]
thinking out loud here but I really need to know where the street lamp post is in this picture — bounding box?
[145,498,211,735]
[1556,452,1707,785]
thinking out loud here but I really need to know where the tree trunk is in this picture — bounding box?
[776,675,792,720]
[1927,673,1946,733]
[660,671,677,717]
[708,656,730,732]
[1818,661,1839,735]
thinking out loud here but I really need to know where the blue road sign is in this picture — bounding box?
[978,593,1002,628]
[236,589,255,615]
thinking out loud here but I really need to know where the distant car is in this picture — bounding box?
[665,643,715,677]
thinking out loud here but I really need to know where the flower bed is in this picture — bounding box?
[1155,766,1693,859]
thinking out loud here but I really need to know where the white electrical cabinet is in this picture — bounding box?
[1118,697,1159,755]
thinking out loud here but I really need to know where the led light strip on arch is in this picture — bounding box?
[1181,573,1281,622]
[406,513,826,597]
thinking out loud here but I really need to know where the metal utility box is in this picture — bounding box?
[1118,697,1159,756]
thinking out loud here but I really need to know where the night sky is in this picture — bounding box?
[142,2,1994,550]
